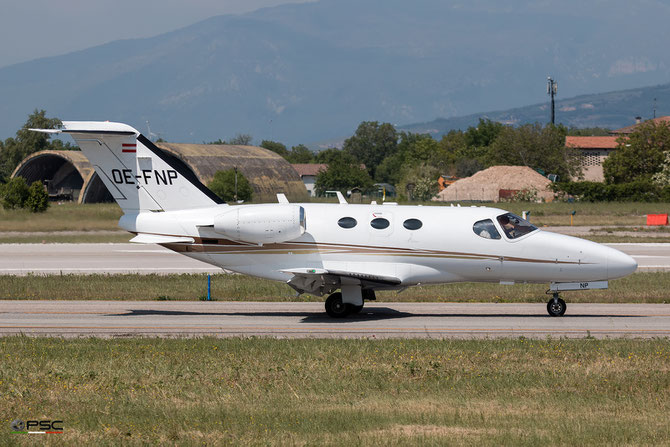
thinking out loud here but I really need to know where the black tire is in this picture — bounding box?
[325,292,349,318]
[347,304,364,314]
[547,297,567,317]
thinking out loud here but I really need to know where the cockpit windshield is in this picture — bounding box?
[496,213,538,239]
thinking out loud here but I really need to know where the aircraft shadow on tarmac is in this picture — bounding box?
[108,308,644,323]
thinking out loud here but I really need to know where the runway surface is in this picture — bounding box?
[1,301,669,339]
[0,242,669,275]
[0,243,220,275]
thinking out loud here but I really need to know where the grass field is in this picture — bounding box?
[1,202,669,234]
[0,203,122,232]
[0,233,132,244]
[2,272,669,303]
[1,337,668,445]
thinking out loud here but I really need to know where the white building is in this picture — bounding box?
[292,164,327,197]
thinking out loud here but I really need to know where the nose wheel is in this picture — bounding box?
[547,292,566,317]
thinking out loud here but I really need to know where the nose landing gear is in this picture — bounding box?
[546,292,566,317]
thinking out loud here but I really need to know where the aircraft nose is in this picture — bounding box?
[607,247,637,279]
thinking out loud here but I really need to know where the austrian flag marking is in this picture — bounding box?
[122,143,136,153]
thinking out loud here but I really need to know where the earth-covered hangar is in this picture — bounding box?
[12,143,308,203]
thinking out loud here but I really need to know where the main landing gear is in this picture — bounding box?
[324,290,375,318]
[546,291,567,317]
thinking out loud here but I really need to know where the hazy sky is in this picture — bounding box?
[0,0,314,68]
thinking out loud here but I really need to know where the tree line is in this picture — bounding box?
[3,109,670,207]
[260,119,585,200]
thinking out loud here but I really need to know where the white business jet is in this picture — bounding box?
[32,122,637,317]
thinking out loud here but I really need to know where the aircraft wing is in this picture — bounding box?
[281,268,401,296]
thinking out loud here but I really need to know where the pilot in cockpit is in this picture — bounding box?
[498,214,516,238]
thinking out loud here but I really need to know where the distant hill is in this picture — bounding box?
[2,0,670,144]
[401,83,670,137]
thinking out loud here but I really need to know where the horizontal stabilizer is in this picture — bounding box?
[130,234,195,244]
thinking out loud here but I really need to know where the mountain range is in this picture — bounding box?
[1,0,670,144]
[402,83,670,137]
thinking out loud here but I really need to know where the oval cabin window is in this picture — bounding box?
[403,218,423,230]
[370,217,390,229]
[337,217,357,229]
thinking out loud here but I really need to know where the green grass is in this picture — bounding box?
[0,233,132,244]
[0,203,122,232]
[0,337,668,445]
[592,226,670,233]
[583,235,670,243]
[1,272,669,303]
[0,201,668,234]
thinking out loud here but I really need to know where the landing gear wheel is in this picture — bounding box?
[325,292,350,318]
[547,295,567,317]
[347,304,364,314]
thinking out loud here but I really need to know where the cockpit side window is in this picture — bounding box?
[496,212,538,239]
[473,219,501,240]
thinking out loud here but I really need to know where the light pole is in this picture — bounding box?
[547,76,557,125]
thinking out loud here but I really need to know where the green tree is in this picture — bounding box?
[314,148,342,164]
[464,119,504,148]
[455,158,484,177]
[376,132,442,184]
[397,164,440,201]
[0,110,68,182]
[260,140,289,157]
[207,169,253,202]
[567,127,611,136]
[208,134,254,145]
[24,180,49,212]
[603,121,670,184]
[1,176,29,209]
[343,121,398,178]
[315,151,373,196]
[286,144,315,163]
[488,123,580,181]
[228,134,253,145]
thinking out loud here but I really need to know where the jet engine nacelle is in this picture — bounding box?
[213,204,306,244]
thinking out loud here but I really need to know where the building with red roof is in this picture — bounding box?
[292,163,327,196]
[565,136,619,181]
[611,116,670,135]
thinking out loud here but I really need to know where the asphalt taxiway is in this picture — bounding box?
[0,242,669,275]
[1,301,669,339]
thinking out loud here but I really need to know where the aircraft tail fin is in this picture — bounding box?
[31,121,223,213]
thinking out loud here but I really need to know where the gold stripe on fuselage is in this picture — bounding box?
[158,236,585,265]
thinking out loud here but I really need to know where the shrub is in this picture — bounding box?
[552,180,663,202]
[25,180,49,212]
[1,177,29,209]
